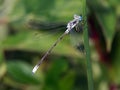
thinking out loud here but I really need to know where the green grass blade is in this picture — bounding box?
[83,24,94,90]
[81,0,94,90]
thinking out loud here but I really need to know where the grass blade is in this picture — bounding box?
[81,0,94,89]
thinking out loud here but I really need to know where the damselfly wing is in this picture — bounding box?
[28,20,66,31]
[27,20,67,42]
[70,19,85,53]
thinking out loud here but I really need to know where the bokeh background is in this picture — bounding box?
[0,0,120,90]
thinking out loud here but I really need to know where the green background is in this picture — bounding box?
[0,0,120,90]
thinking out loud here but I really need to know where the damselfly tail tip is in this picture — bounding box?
[32,65,39,74]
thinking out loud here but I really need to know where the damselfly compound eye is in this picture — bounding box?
[79,16,82,21]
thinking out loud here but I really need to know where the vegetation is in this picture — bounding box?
[0,0,120,90]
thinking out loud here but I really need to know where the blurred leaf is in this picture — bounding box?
[0,0,17,18]
[0,0,4,4]
[59,70,75,90]
[22,0,55,14]
[20,0,83,22]
[109,0,120,7]
[96,9,116,40]
[1,31,29,47]
[0,50,4,63]
[8,0,26,22]
[7,61,40,84]
[45,59,68,81]
[110,31,120,84]
[44,59,69,90]
[0,63,6,79]
[0,24,8,41]
[88,0,116,43]
[47,58,69,76]
[1,31,81,58]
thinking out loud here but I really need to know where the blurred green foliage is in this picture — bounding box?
[0,0,120,90]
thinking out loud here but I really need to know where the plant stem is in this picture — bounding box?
[82,0,94,90]
[84,24,94,90]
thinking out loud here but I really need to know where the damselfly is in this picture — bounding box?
[32,14,84,73]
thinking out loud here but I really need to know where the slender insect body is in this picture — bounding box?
[32,14,83,73]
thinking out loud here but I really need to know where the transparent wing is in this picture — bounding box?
[31,29,64,40]
[27,19,66,31]
[27,20,66,40]
[70,22,85,53]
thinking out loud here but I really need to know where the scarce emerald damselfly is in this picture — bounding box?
[32,14,85,73]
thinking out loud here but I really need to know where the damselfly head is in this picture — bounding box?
[74,14,82,21]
